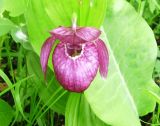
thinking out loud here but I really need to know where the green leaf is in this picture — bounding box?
[85,0,157,125]
[0,18,15,36]
[11,27,27,42]
[0,99,14,126]
[144,85,160,105]
[154,48,160,78]
[65,93,110,126]
[3,0,26,17]
[11,26,32,50]
[148,0,156,13]
[105,0,158,115]
[0,0,5,14]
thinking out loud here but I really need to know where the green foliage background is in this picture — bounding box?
[0,0,160,126]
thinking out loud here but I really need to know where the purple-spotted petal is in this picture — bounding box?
[76,27,101,41]
[40,36,55,77]
[52,43,99,92]
[96,39,109,78]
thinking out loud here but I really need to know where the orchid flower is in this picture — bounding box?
[40,20,109,92]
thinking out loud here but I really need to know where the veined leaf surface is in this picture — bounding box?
[85,0,157,125]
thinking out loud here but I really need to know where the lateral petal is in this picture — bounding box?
[40,36,55,77]
[96,39,109,78]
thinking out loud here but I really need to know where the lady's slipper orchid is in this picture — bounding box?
[40,24,109,92]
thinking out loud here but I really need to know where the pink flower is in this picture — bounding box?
[40,26,109,92]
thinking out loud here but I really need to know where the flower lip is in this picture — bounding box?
[65,44,84,59]
[52,42,99,92]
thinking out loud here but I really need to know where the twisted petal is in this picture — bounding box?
[96,39,109,78]
[53,43,99,92]
[40,36,55,77]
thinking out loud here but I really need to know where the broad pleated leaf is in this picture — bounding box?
[85,0,157,125]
